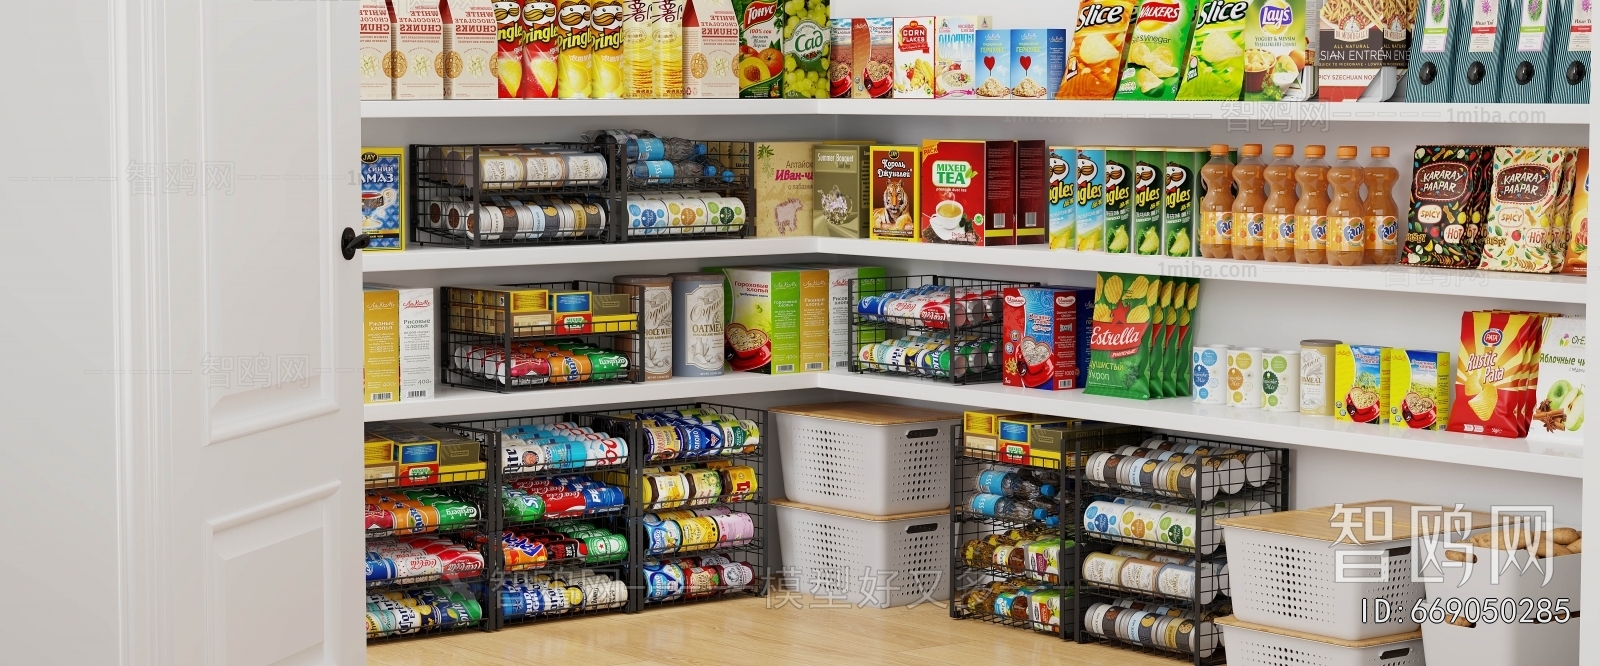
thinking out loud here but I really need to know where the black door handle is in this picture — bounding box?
[341,228,370,260]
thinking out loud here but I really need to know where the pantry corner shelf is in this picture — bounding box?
[359,98,823,119]
[361,372,814,422]
[362,237,816,272]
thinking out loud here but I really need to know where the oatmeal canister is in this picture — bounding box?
[1299,339,1339,416]
[670,272,725,377]
[614,275,673,381]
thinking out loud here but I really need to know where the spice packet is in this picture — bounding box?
[1116,0,1199,99]
[1059,0,1138,99]
[1403,145,1495,268]
[1478,146,1578,274]
[1176,0,1251,100]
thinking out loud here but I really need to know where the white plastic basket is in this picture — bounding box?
[1218,616,1425,666]
[774,403,960,515]
[1420,615,1579,665]
[1417,525,1582,665]
[774,499,949,608]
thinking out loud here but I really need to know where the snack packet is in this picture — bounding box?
[1447,310,1547,438]
[1059,0,1138,99]
[1085,273,1163,400]
[1115,0,1198,99]
[1176,0,1250,100]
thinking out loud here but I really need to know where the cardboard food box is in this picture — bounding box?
[365,462,399,483]
[1017,140,1050,244]
[394,0,445,99]
[869,145,921,241]
[801,264,887,370]
[733,0,784,97]
[859,18,895,97]
[1048,146,1076,249]
[1550,0,1593,103]
[360,147,406,251]
[1529,316,1586,444]
[934,16,991,98]
[997,414,1076,467]
[717,266,804,374]
[363,286,401,404]
[755,141,819,236]
[963,409,1029,453]
[1115,0,1198,100]
[683,0,740,98]
[360,0,397,100]
[1334,344,1392,424]
[893,17,936,97]
[780,0,831,99]
[444,0,498,99]
[1450,0,1512,102]
[1499,0,1567,102]
[984,141,1018,246]
[920,139,991,245]
[366,285,436,401]
[1003,286,1096,390]
[813,144,871,237]
[1241,0,1310,101]
[1388,350,1452,430]
[830,18,855,97]
[1404,0,1466,102]
[1315,0,1415,101]
[444,285,553,335]
[1058,0,1136,99]
[1010,29,1068,98]
[365,430,394,463]
[974,29,1011,98]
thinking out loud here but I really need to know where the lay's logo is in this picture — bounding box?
[1139,2,1184,21]
[1260,1,1294,27]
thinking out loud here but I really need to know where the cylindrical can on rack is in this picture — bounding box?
[613,275,673,381]
[1299,339,1341,416]
[1227,347,1264,409]
[1261,350,1301,412]
[669,272,725,377]
[1191,344,1229,404]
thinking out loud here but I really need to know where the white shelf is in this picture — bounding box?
[361,99,1591,124]
[815,372,1583,478]
[363,237,814,272]
[362,372,815,422]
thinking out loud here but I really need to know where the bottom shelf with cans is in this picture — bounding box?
[366,583,490,641]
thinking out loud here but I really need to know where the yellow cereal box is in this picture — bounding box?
[1334,344,1390,424]
[1389,350,1450,430]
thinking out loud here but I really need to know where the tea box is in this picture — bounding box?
[857,18,895,98]
[443,0,498,100]
[394,0,445,99]
[869,145,921,241]
[985,141,1019,246]
[732,0,784,97]
[934,16,992,98]
[1002,286,1096,391]
[1529,316,1586,444]
[829,18,855,97]
[1334,344,1391,425]
[1115,0,1198,100]
[996,414,1076,467]
[780,0,831,99]
[1011,29,1068,98]
[1177,0,1251,100]
[556,0,596,99]
[1240,0,1309,101]
[1388,350,1450,430]
[361,0,397,100]
[963,409,1029,454]
[1017,140,1049,245]
[893,17,936,97]
[715,266,804,374]
[1498,0,1565,103]
[1563,149,1590,275]
[920,140,989,245]
[1059,0,1137,99]
[754,141,819,236]
[360,147,406,251]
[683,0,740,98]
[975,29,1012,98]
[1404,145,1495,268]
[1448,310,1549,438]
[367,285,436,401]
[1478,146,1580,274]
[363,286,401,404]
[1047,146,1076,249]
[813,144,871,237]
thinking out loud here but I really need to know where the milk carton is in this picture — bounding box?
[394,0,446,99]
[360,0,397,99]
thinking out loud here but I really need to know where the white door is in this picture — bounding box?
[9,2,366,665]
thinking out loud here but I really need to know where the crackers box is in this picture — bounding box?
[997,414,1076,467]
[964,409,1029,453]
[366,285,435,401]
[860,18,895,98]
[974,29,1012,98]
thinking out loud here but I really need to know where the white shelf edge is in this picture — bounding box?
[361,99,1591,124]
[363,237,816,272]
[362,371,1582,478]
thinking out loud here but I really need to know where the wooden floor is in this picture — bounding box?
[368,596,1187,666]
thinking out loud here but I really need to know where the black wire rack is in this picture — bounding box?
[1071,433,1290,666]
[365,531,494,594]
[410,142,618,248]
[593,134,756,241]
[365,582,491,642]
[440,281,644,393]
[848,275,1039,385]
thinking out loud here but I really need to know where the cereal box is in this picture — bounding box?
[975,29,1012,98]
[1084,273,1164,400]
[1479,146,1578,274]
[1058,0,1136,99]
[859,18,895,97]
[394,0,446,99]
[1530,316,1586,445]
[590,0,626,98]
[716,267,803,374]
[829,18,854,97]
[795,267,829,372]
[1003,286,1096,390]
[1241,0,1309,101]
[444,0,499,99]
[1115,0,1198,100]
[1563,149,1590,275]
[1404,145,1495,268]
[1011,29,1068,98]
[1176,0,1251,100]
[1388,350,1450,430]
[894,17,936,97]
[360,0,397,100]
[869,145,920,241]
[780,0,831,99]
[361,147,406,251]
[813,144,870,238]
[921,140,988,245]
[754,141,818,236]
[1048,146,1077,249]
[732,0,784,97]
[1076,148,1107,251]
[934,16,991,98]
[1448,310,1549,438]
[1334,344,1391,424]
[683,0,739,98]
[1017,140,1050,245]
[985,141,1018,245]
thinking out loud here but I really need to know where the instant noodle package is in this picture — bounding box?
[1084,273,1201,400]
[1447,310,1552,438]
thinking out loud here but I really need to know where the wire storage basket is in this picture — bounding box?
[410,142,618,248]
[848,275,1039,385]
[440,281,644,393]
[590,132,756,241]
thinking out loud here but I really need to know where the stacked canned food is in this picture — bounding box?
[966,464,1065,527]
[957,582,1068,634]
[624,194,747,237]
[1081,546,1227,606]
[607,406,762,462]
[499,570,628,623]
[366,586,486,639]
[1082,601,1219,660]
[856,284,1005,330]
[850,276,1033,384]
[364,488,482,538]
[641,554,759,603]
[502,476,628,524]
[642,507,757,556]
[500,421,629,473]
[366,535,488,586]
[451,339,633,388]
[959,527,1069,584]
[501,521,629,571]
[630,465,759,511]
[411,143,616,248]
[418,195,611,242]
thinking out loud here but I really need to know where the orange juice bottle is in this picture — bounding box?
[1264,144,1297,263]
[1326,146,1366,266]
[1364,146,1401,265]
[1231,144,1266,261]
[1199,144,1235,259]
[1294,145,1330,264]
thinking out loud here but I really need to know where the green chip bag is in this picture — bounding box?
[1085,272,1164,400]
[1176,0,1251,100]
[1115,0,1200,99]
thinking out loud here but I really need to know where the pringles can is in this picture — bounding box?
[1103,147,1134,253]
[555,0,594,99]
[1133,149,1165,255]
[1162,148,1206,257]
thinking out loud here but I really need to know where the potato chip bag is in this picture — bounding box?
[1058,0,1137,99]
[1114,0,1198,99]
[1175,0,1250,100]
[1085,272,1163,400]
[1563,149,1590,275]
[1447,310,1548,438]
[1479,146,1580,274]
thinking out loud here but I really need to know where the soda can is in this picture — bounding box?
[582,438,627,467]
[645,517,682,554]
[583,533,629,563]
[365,610,400,637]
[366,557,396,582]
[430,501,479,527]
[719,465,758,501]
[543,537,586,561]
[717,561,754,591]
[676,516,720,551]
[582,350,630,381]
[581,486,625,511]
[540,490,588,517]
[365,508,395,533]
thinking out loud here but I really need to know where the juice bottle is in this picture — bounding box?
[1294,145,1330,264]
[1263,144,1298,263]
[1364,146,1401,265]
[1199,144,1235,259]
[1231,144,1266,261]
[1326,146,1366,266]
